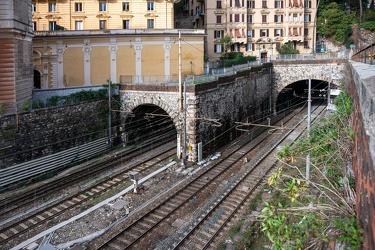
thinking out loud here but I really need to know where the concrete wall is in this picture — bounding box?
[0,100,119,168]
[348,61,375,250]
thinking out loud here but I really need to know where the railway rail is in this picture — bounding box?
[0,135,177,249]
[0,128,176,217]
[93,103,325,249]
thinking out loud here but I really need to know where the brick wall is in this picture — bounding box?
[348,61,375,250]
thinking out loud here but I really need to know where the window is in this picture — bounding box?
[49,2,56,12]
[304,41,309,48]
[274,15,283,22]
[304,14,311,22]
[214,44,222,53]
[147,19,154,28]
[235,14,239,22]
[260,29,268,37]
[304,0,311,8]
[32,22,37,31]
[99,20,106,29]
[293,28,298,36]
[216,15,222,23]
[99,1,106,11]
[274,28,282,36]
[75,2,82,12]
[32,2,36,12]
[247,29,253,37]
[234,0,241,7]
[247,15,252,23]
[123,20,130,29]
[214,30,224,38]
[217,1,222,8]
[247,43,254,51]
[304,28,308,35]
[123,2,129,11]
[274,0,283,8]
[262,15,267,23]
[49,21,56,31]
[230,14,232,22]
[232,43,239,52]
[293,13,298,22]
[147,1,154,11]
[75,21,83,30]
[262,0,267,8]
[247,0,255,8]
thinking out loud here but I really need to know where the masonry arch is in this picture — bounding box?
[123,99,179,145]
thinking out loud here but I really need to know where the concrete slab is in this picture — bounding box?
[111,200,129,211]
[172,218,186,228]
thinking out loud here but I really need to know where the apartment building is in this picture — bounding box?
[31,0,175,31]
[189,0,317,63]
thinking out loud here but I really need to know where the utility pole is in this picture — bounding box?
[108,80,112,147]
[177,30,185,166]
[306,78,311,180]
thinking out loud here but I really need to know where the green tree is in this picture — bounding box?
[317,2,357,45]
[276,43,300,54]
[220,35,233,58]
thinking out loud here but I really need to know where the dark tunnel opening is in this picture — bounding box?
[276,79,338,113]
[124,104,176,145]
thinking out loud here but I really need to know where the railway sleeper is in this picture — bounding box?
[143,217,157,224]
[108,242,125,250]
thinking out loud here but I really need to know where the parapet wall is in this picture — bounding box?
[348,61,375,250]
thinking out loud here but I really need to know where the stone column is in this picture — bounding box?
[109,38,118,83]
[164,38,171,82]
[82,39,92,86]
[56,40,66,88]
[134,38,142,83]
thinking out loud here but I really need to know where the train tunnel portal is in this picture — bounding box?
[276,79,339,113]
[123,104,177,146]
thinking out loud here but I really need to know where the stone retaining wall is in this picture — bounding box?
[0,100,119,168]
[348,61,375,250]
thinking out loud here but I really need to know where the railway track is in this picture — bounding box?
[0,140,177,249]
[173,105,325,249]
[0,129,176,218]
[92,104,325,249]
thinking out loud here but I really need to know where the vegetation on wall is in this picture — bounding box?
[258,88,364,249]
[20,89,108,112]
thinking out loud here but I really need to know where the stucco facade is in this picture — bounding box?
[31,0,175,31]
[32,29,205,88]
[189,0,317,63]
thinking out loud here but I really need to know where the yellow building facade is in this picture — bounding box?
[32,0,176,31]
[33,29,205,89]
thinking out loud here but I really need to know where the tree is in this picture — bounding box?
[316,2,357,45]
[276,43,300,54]
[220,35,233,58]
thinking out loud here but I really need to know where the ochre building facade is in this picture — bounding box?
[31,0,176,31]
[33,29,205,88]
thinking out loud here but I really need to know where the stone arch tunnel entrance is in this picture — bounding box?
[123,104,177,145]
[276,79,338,112]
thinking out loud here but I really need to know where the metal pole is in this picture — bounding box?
[306,78,311,180]
[183,80,187,166]
[178,30,184,162]
[108,80,112,147]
